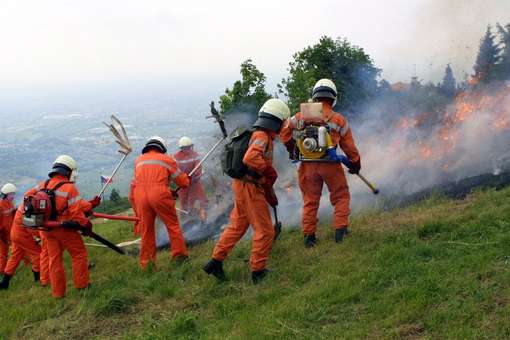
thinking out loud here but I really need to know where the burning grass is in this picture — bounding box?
[1,187,510,338]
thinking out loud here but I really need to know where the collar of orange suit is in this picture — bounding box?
[257,128,276,140]
[51,174,71,182]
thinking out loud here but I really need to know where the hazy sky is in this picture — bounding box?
[1,0,509,113]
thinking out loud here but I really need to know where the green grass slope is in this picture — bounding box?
[1,188,510,339]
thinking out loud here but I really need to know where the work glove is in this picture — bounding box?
[264,187,278,207]
[89,196,101,208]
[61,220,82,230]
[262,165,278,187]
[284,140,298,160]
[80,221,93,236]
[348,159,361,175]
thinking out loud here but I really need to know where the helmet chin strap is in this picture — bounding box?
[69,170,78,182]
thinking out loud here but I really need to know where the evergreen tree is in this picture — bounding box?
[496,23,510,80]
[440,64,457,97]
[109,188,121,203]
[474,25,501,84]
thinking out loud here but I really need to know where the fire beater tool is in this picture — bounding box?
[328,152,379,195]
[98,115,133,197]
[188,101,229,178]
[176,101,229,215]
[45,221,125,255]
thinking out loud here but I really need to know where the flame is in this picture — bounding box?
[392,81,510,172]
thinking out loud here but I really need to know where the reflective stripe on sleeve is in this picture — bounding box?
[250,139,266,147]
[176,157,201,164]
[67,196,81,206]
[136,160,173,170]
[340,121,350,136]
[55,190,69,198]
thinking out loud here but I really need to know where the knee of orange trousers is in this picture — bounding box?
[3,244,24,275]
[48,249,66,298]
[140,227,157,269]
[40,246,50,285]
[0,241,8,272]
[330,188,351,228]
[165,224,188,258]
[70,255,89,289]
[64,237,89,289]
[301,193,321,234]
[153,199,188,258]
[250,225,275,271]
[212,214,250,261]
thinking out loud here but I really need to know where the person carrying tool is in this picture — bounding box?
[1,155,101,296]
[174,136,208,221]
[130,136,190,270]
[203,98,290,284]
[280,79,361,247]
[0,184,17,275]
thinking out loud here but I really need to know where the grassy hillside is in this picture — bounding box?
[1,188,510,339]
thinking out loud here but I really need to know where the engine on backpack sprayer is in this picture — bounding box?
[291,102,351,165]
[22,180,70,229]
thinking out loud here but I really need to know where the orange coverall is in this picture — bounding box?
[4,208,42,279]
[35,175,91,298]
[0,199,15,274]
[174,148,208,215]
[130,150,190,269]
[280,102,360,235]
[212,130,275,272]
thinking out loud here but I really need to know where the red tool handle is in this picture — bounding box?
[91,212,139,222]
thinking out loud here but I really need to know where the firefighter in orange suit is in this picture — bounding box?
[203,98,290,284]
[174,136,208,221]
[130,136,190,270]
[0,184,17,275]
[280,79,361,247]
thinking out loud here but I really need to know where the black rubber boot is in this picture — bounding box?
[33,270,40,282]
[203,259,226,281]
[0,274,12,290]
[252,269,269,284]
[335,227,348,243]
[304,234,317,248]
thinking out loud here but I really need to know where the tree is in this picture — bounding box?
[496,23,510,80]
[219,59,271,115]
[440,64,457,97]
[278,36,380,115]
[109,188,121,203]
[473,25,501,84]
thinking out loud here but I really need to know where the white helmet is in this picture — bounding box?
[312,78,338,106]
[254,98,291,132]
[178,136,193,148]
[1,183,16,195]
[142,136,167,154]
[50,155,78,181]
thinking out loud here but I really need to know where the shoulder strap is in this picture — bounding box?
[51,181,73,191]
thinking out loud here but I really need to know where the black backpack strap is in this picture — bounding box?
[45,181,73,220]
[51,181,73,191]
